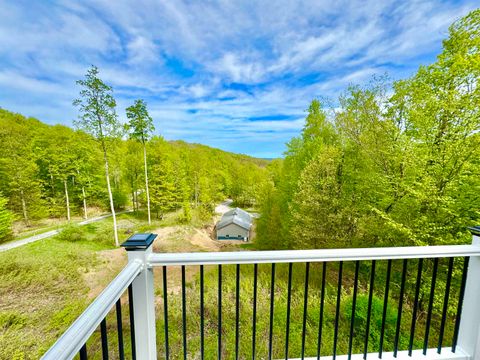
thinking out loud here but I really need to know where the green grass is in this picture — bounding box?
[0,237,109,359]
[0,214,136,359]
[153,261,459,360]
[0,208,209,360]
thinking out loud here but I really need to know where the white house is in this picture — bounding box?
[216,208,253,241]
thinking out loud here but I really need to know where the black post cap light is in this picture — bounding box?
[121,233,157,250]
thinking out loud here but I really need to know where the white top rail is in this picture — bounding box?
[41,260,143,360]
[148,244,480,266]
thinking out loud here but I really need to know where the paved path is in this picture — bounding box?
[0,210,133,253]
[214,199,233,215]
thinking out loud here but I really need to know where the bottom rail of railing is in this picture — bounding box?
[288,348,469,360]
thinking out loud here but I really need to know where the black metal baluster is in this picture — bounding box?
[182,265,187,360]
[452,257,469,353]
[100,318,108,360]
[200,265,204,360]
[348,261,360,360]
[424,258,439,355]
[333,261,343,360]
[128,284,136,360]
[394,259,408,357]
[116,299,125,360]
[162,266,169,360]
[268,263,276,360]
[301,262,310,360]
[218,264,222,360]
[285,263,293,360]
[317,262,326,360]
[408,258,423,356]
[252,264,258,360]
[379,259,392,359]
[438,257,454,353]
[364,260,376,359]
[235,264,240,360]
[79,344,87,360]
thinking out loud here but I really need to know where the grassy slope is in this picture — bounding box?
[0,221,121,359]
[0,208,214,360]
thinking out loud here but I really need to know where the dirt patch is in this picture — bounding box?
[190,228,221,251]
[83,205,247,301]
[83,248,127,299]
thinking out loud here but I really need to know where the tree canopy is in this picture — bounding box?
[256,10,480,250]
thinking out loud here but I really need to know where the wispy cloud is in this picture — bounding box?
[0,0,477,157]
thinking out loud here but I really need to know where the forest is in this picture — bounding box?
[0,106,269,244]
[256,10,480,250]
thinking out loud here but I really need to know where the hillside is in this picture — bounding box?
[0,108,269,242]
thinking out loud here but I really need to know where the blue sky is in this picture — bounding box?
[0,0,477,158]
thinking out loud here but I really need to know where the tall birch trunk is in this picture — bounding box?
[64,179,71,221]
[132,189,136,212]
[20,189,29,226]
[143,143,151,224]
[103,147,118,246]
[82,185,88,220]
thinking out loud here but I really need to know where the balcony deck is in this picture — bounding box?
[42,230,480,360]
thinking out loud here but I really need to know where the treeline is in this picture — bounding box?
[256,10,480,250]
[0,108,268,242]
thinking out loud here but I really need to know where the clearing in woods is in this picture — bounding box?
[85,202,247,299]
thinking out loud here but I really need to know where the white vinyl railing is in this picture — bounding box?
[42,230,480,360]
[147,244,480,265]
[42,259,143,360]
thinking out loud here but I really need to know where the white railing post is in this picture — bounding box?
[457,226,480,360]
[121,233,157,360]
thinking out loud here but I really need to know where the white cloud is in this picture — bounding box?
[127,36,160,65]
[213,53,265,83]
[0,0,477,157]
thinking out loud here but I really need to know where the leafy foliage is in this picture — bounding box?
[256,11,480,250]
[0,194,13,243]
[0,111,268,237]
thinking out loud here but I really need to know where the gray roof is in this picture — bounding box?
[217,208,253,230]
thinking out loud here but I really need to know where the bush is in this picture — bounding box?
[94,223,117,246]
[0,311,28,330]
[180,202,192,224]
[111,188,128,210]
[344,293,398,350]
[57,224,85,242]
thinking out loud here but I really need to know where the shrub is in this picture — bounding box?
[111,188,128,210]
[180,202,192,224]
[344,293,398,348]
[0,311,28,330]
[94,223,117,246]
[57,223,85,242]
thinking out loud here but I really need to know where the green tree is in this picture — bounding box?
[123,140,144,212]
[73,66,121,246]
[125,99,155,224]
[0,194,13,242]
[256,10,480,250]
[0,112,45,225]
